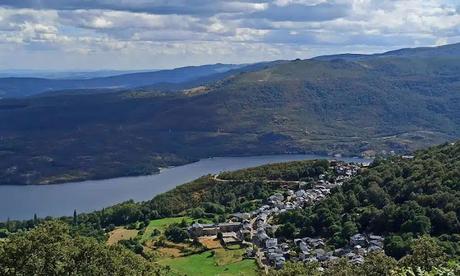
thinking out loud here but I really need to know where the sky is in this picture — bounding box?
[0,0,459,70]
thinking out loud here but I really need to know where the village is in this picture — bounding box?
[187,160,384,270]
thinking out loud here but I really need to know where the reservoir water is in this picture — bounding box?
[0,154,370,221]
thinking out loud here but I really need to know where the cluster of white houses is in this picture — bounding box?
[294,233,384,265]
[187,161,381,269]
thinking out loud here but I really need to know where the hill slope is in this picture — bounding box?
[1,44,460,184]
[275,141,460,258]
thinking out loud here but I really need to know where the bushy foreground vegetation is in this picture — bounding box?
[0,221,172,276]
[1,222,457,276]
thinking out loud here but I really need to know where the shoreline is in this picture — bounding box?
[1,153,372,187]
[0,153,372,221]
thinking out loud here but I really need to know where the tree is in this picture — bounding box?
[189,207,205,219]
[358,252,397,276]
[0,229,7,238]
[165,225,189,243]
[270,261,321,276]
[0,221,170,275]
[119,239,144,255]
[400,236,448,271]
[367,183,390,208]
[73,209,78,226]
[401,215,431,235]
[385,235,411,259]
[275,222,296,239]
[179,219,188,228]
[342,221,358,239]
[33,214,38,226]
[324,258,357,275]
[5,217,11,232]
[106,224,115,232]
[151,229,161,237]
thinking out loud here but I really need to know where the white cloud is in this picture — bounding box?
[0,0,458,70]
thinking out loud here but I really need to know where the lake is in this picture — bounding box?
[0,154,370,221]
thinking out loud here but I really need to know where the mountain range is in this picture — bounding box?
[0,69,160,80]
[0,63,252,98]
[0,43,459,185]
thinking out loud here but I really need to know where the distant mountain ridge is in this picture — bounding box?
[3,43,459,98]
[0,69,158,79]
[314,42,460,61]
[0,63,247,98]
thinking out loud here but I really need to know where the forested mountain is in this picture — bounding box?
[1,43,460,185]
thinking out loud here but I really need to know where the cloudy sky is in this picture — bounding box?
[0,0,459,70]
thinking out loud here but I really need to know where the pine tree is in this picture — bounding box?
[73,209,78,226]
[6,217,10,232]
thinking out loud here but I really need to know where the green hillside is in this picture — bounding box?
[1,44,460,184]
[276,142,460,257]
[2,142,460,275]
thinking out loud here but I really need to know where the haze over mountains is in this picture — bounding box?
[1,43,460,185]
[0,63,249,98]
[0,69,158,80]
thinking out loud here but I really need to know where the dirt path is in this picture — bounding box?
[213,174,300,185]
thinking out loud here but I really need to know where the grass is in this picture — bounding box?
[143,216,257,275]
[214,248,247,266]
[107,227,138,245]
[141,216,215,243]
[141,217,193,243]
[159,249,258,276]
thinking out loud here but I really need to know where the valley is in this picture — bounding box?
[1,43,460,185]
[1,1,459,275]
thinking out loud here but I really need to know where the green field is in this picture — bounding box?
[159,249,258,276]
[142,216,258,275]
[141,217,194,243]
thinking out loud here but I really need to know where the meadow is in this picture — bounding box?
[159,249,258,276]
